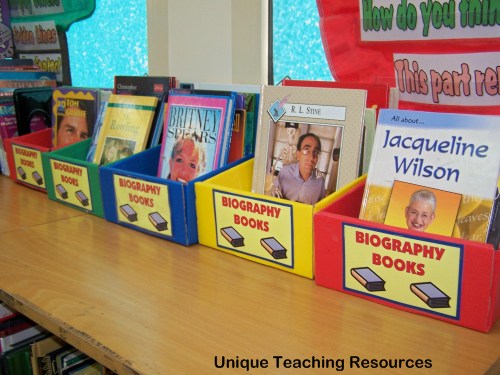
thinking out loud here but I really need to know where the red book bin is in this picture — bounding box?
[314,176,500,333]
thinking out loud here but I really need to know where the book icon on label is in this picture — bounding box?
[220,226,244,247]
[75,190,89,207]
[119,204,137,222]
[261,237,287,259]
[351,267,386,292]
[410,282,451,308]
[148,212,168,231]
[56,184,68,199]
[32,171,43,185]
[17,166,26,180]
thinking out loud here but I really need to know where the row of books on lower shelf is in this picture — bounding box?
[0,301,112,375]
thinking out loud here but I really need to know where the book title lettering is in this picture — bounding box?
[58,98,86,118]
[289,105,321,116]
[110,119,140,135]
[356,230,446,276]
[167,106,219,144]
[221,196,282,233]
[383,125,489,183]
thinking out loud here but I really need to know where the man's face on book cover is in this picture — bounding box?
[296,135,320,180]
[57,109,89,147]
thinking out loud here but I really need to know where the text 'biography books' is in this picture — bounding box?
[92,94,158,166]
[359,109,500,243]
[252,85,367,205]
[157,91,236,183]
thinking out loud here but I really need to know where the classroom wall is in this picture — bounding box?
[147,0,267,85]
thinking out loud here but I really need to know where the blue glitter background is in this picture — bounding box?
[68,0,332,87]
[67,0,148,88]
[273,0,332,83]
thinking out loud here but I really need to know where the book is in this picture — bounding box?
[114,75,177,97]
[0,303,17,324]
[0,70,57,89]
[191,82,261,156]
[85,89,113,163]
[51,87,100,148]
[157,90,236,182]
[114,75,177,147]
[251,85,367,204]
[359,109,500,243]
[62,358,102,375]
[1,321,45,354]
[227,93,247,163]
[30,335,65,375]
[92,94,158,166]
[486,185,500,250]
[282,79,391,113]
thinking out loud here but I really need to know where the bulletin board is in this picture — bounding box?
[316,0,500,114]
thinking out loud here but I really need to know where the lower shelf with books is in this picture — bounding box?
[41,138,105,218]
[195,158,350,279]
[4,128,53,192]
[314,176,500,333]
[99,146,252,246]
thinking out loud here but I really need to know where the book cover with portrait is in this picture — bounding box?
[51,87,99,148]
[360,109,500,243]
[157,91,236,183]
[251,85,367,205]
[92,93,158,166]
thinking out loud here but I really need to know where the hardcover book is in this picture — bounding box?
[192,82,261,156]
[359,109,500,243]
[251,85,367,204]
[282,79,391,113]
[114,75,177,147]
[92,94,158,166]
[51,87,99,148]
[157,91,236,183]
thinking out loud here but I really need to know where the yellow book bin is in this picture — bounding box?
[195,158,356,279]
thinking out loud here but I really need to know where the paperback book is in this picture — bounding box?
[92,94,158,166]
[114,75,177,147]
[359,109,500,243]
[51,87,99,148]
[157,91,236,183]
[252,85,367,205]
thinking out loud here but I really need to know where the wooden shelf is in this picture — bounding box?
[0,176,499,374]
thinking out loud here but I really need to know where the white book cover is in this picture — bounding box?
[360,109,500,242]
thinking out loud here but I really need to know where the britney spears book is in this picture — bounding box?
[359,109,500,243]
